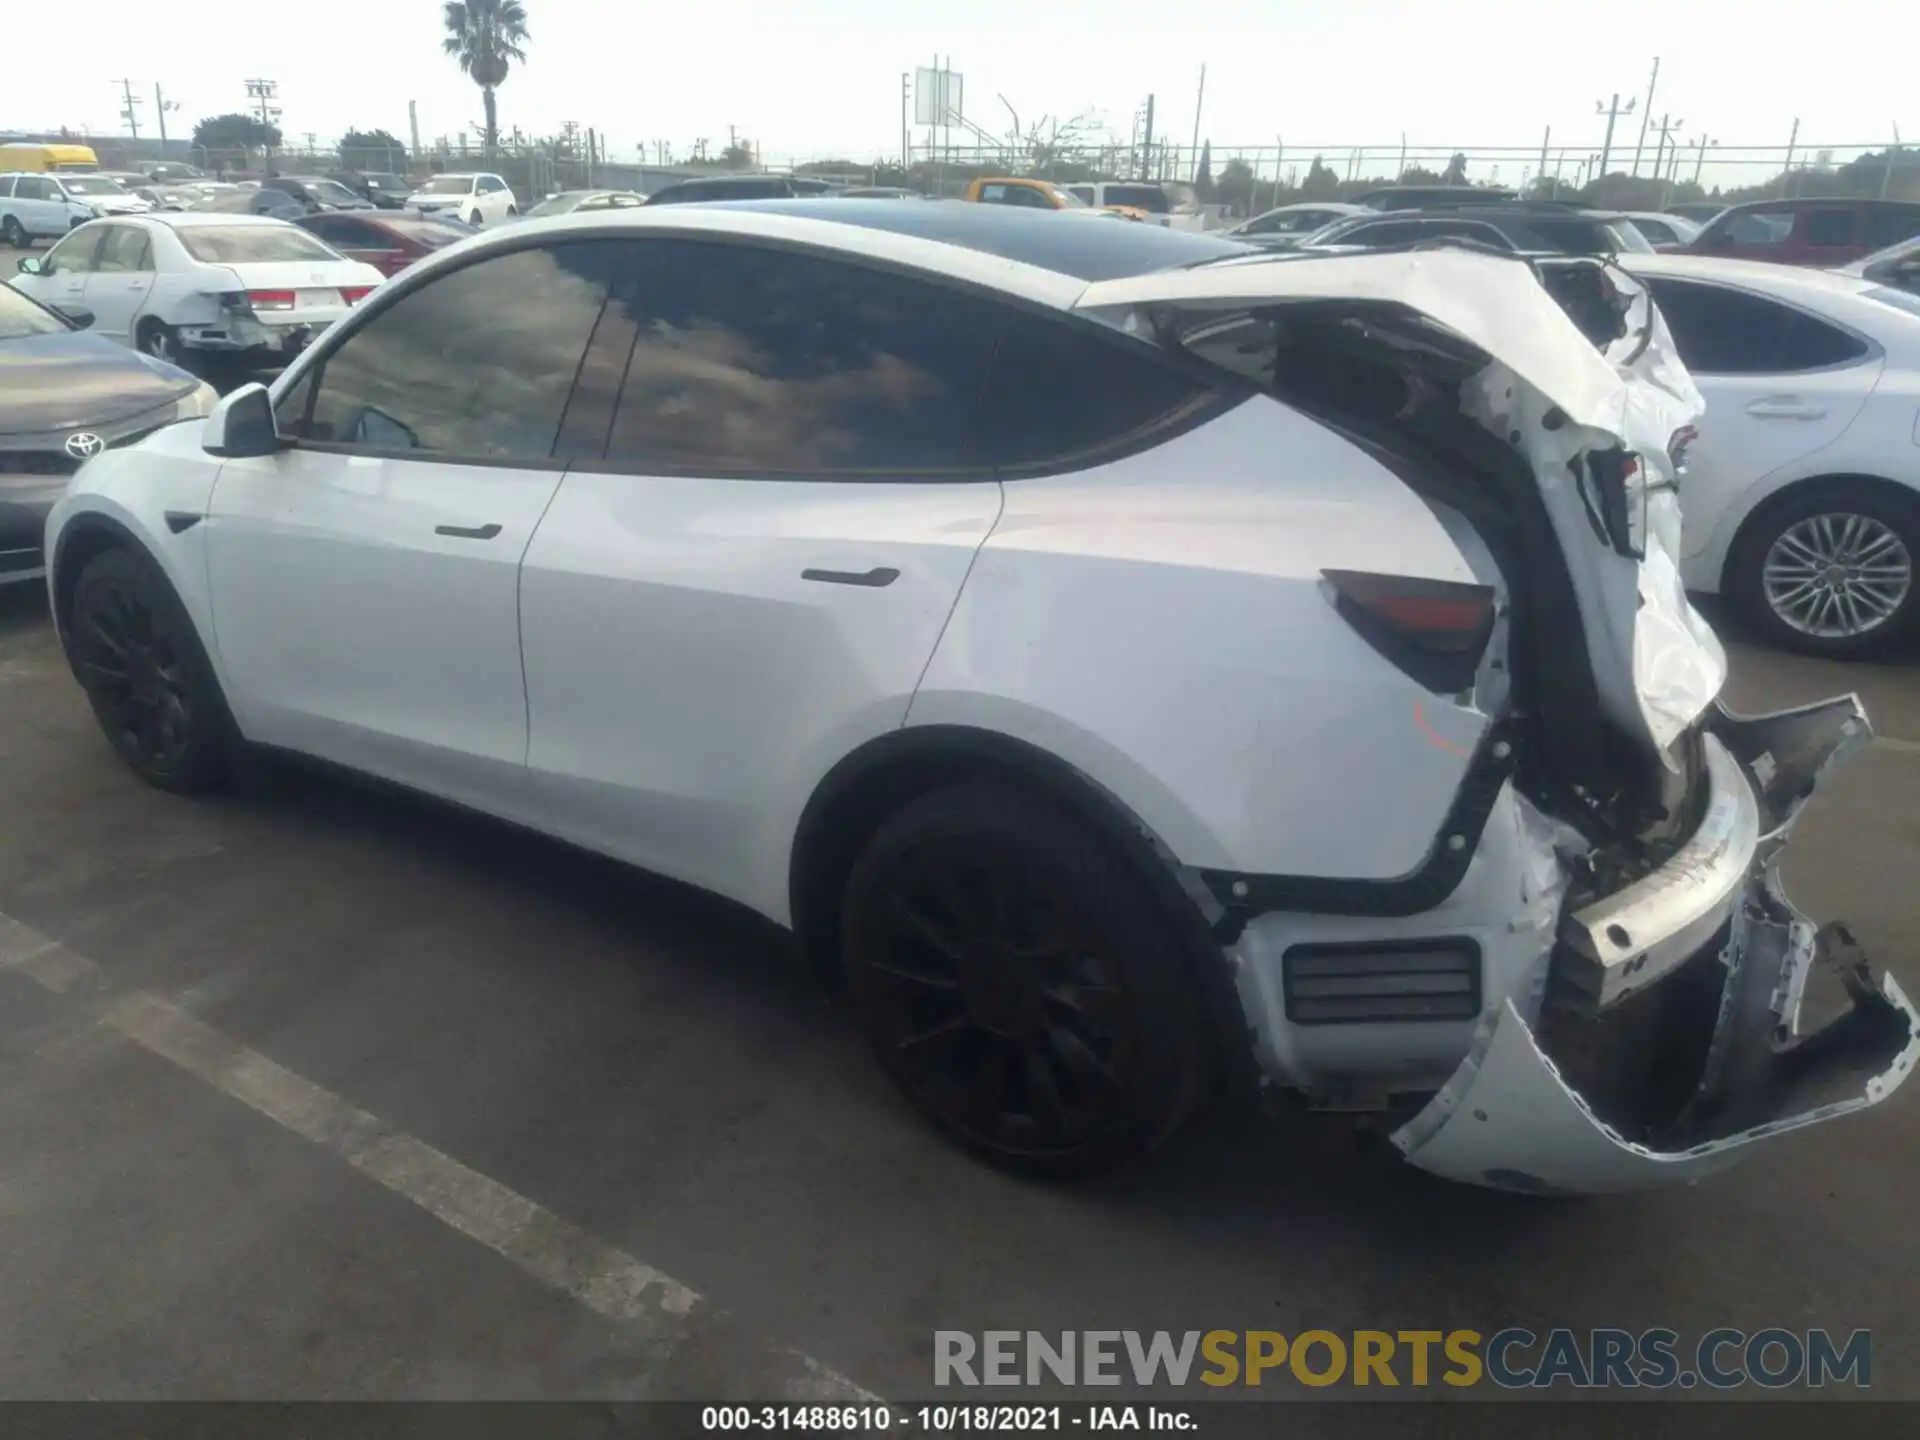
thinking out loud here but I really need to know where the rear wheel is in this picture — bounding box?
[1730,481,1920,657]
[1,216,24,248]
[136,318,182,366]
[68,548,234,793]
[841,785,1207,1178]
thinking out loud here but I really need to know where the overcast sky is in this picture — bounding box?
[17,0,1911,184]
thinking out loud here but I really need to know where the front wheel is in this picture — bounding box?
[68,548,235,793]
[841,785,1207,1179]
[1730,482,1920,658]
[468,210,483,227]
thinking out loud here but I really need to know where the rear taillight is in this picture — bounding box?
[247,289,296,311]
[1667,424,1698,479]
[340,286,373,305]
[1322,569,1497,694]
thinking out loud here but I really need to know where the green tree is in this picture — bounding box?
[1194,140,1213,196]
[340,128,408,168]
[1300,155,1341,199]
[442,0,530,163]
[1213,155,1256,213]
[1442,151,1468,185]
[192,112,282,153]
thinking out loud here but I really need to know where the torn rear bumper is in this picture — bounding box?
[1391,695,1917,1194]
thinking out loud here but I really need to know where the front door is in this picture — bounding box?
[12,224,99,312]
[204,240,616,816]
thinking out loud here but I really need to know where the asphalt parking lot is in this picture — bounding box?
[1,570,1917,1404]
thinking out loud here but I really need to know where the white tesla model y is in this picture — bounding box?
[43,204,1917,1194]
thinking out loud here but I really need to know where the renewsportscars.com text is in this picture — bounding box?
[933,1328,1872,1390]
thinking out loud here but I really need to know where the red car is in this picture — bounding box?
[294,211,476,278]
[1684,198,1920,267]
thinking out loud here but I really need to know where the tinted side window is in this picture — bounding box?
[1645,279,1868,374]
[318,218,388,248]
[1865,209,1920,248]
[293,243,613,460]
[598,240,999,473]
[93,226,151,272]
[1803,209,1857,247]
[1720,211,1792,246]
[43,227,104,275]
[976,312,1213,470]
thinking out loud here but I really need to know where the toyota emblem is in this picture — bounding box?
[64,432,106,460]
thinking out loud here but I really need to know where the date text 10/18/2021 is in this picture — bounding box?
[702,1406,1191,1432]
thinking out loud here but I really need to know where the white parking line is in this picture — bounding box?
[1879,735,1920,756]
[0,910,880,1403]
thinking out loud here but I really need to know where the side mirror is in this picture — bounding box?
[16,256,42,275]
[203,383,280,458]
[52,304,94,329]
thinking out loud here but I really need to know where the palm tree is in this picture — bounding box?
[442,0,530,164]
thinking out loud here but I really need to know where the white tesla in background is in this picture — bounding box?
[1619,252,1920,656]
[8,213,383,368]
[40,207,1916,1195]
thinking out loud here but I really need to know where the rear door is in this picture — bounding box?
[80,224,157,342]
[13,175,70,238]
[1638,275,1882,559]
[516,236,1006,917]
[1795,205,1865,264]
[207,241,614,816]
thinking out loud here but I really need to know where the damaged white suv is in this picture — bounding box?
[44,204,1917,1195]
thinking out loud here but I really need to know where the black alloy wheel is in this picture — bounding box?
[68,549,232,792]
[843,786,1206,1178]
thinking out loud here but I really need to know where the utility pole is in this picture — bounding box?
[114,79,142,140]
[408,100,422,166]
[1272,135,1283,209]
[1187,64,1206,183]
[1884,124,1903,199]
[1139,94,1155,182]
[1649,114,1684,190]
[1398,132,1408,181]
[1630,57,1659,175]
[1692,134,1714,185]
[244,78,282,171]
[1782,117,1800,198]
[153,84,179,152]
[1594,92,1637,182]
[1537,125,1550,196]
[900,72,910,170]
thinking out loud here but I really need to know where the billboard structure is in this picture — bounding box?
[914,63,963,129]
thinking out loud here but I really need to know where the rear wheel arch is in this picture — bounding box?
[787,725,1261,1098]
[1721,471,1920,591]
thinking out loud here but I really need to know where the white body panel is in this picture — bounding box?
[204,447,561,813]
[520,472,1002,922]
[911,399,1486,878]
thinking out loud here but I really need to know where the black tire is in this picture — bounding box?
[1,216,25,249]
[1728,480,1920,658]
[68,548,236,794]
[135,318,184,368]
[468,210,483,227]
[841,784,1207,1179]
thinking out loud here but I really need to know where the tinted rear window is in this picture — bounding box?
[710,199,1248,280]
[178,226,342,264]
[1100,185,1172,214]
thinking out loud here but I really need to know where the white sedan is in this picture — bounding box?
[40,208,1915,1194]
[1619,252,1920,655]
[8,213,384,370]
